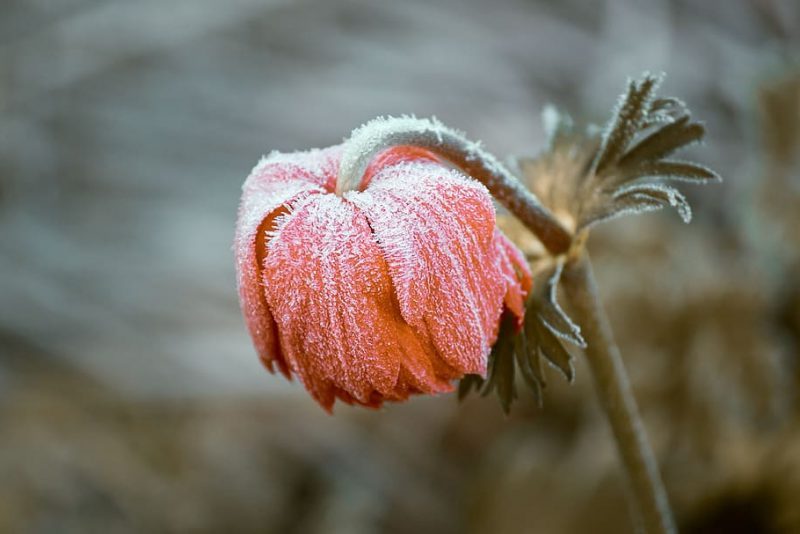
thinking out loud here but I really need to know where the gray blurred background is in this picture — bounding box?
[2,0,800,532]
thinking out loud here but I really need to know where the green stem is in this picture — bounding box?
[561,252,676,534]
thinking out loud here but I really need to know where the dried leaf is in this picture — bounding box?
[535,263,586,347]
[524,72,719,235]
[514,330,544,407]
[643,97,689,128]
[635,160,721,183]
[613,183,692,223]
[523,316,548,397]
[650,97,687,115]
[617,116,706,170]
[495,342,518,414]
[579,196,665,230]
[460,264,583,411]
[593,74,662,175]
[534,320,575,382]
[479,315,517,413]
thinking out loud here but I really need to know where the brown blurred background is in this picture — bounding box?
[1,0,800,532]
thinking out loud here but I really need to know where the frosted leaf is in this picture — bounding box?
[647,97,688,121]
[534,262,586,348]
[600,182,694,224]
[592,72,664,176]
[521,262,581,384]
[462,259,583,412]
[532,319,575,382]
[479,314,518,414]
[623,160,722,184]
[617,116,706,171]
[514,329,545,406]
[520,72,718,234]
[457,373,485,401]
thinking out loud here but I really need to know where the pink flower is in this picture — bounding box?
[235,145,531,411]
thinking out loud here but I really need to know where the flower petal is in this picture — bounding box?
[234,148,338,375]
[347,160,507,376]
[246,145,343,192]
[494,230,533,325]
[263,193,452,411]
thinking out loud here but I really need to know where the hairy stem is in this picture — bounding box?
[337,117,572,254]
[561,252,676,534]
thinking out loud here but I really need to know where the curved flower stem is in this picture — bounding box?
[337,117,572,255]
[561,252,676,534]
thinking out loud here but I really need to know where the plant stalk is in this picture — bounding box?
[561,252,676,534]
[337,117,572,255]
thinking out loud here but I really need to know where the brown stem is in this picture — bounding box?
[561,252,676,534]
[337,117,572,255]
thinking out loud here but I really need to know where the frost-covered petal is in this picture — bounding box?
[347,160,507,376]
[246,145,343,192]
[263,193,453,411]
[235,146,344,375]
[495,230,533,324]
[235,176,328,377]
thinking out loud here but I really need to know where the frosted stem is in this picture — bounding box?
[337,117,572,255]
[561,253,676,534]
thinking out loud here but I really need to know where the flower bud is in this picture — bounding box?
[234,144,531,411]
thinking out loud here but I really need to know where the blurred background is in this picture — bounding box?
[1,0,799,532]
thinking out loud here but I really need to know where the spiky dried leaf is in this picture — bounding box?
[630,160,721,183]
[593,74,662,175]
[534,319,575,382]
[534,263,586,347]
[479,314,518,413]
[519,73,718,236]
[644,97,688,128]
[495,343,518,414]
[459,262,583,411]
[514,331,544,408]
[649,97,687,115]
[617,116,706,171]
[613,183,692,223]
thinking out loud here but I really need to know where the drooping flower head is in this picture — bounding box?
[235,139,531,411]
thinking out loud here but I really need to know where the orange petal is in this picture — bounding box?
[494,230,533,328]
[263,193,452,411]
[348,160,508,377]
[234,147,340,375]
